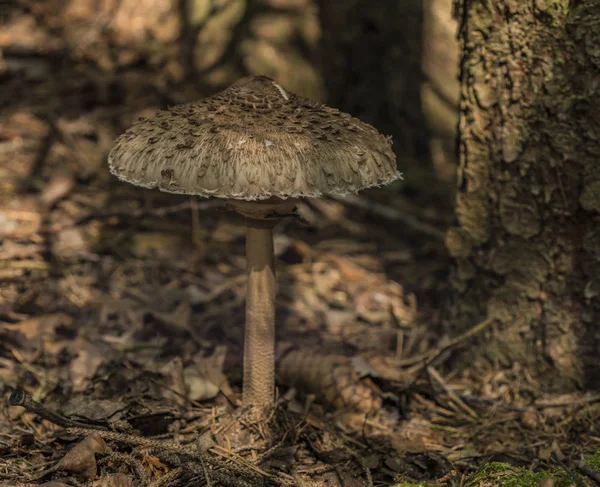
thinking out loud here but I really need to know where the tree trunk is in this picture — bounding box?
[446,0,600,391]
[422,0,460,185]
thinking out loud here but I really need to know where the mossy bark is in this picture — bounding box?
[447,0,600,390]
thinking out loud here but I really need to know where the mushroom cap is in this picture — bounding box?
[108,75,401,200]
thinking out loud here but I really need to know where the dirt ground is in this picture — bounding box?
[1,2,600,487]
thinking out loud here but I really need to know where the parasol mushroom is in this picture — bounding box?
[108,75,400,409]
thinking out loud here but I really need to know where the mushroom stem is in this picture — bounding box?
[243,217,277,407]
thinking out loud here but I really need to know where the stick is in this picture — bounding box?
[330,194,446,241]
[404,317,496,368]
[8,388,108,431]
[427,366,478,419]
[577,461,600,485]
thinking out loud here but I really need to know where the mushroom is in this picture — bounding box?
[108,75,401,409]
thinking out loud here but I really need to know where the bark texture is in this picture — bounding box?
[447,0,600,390]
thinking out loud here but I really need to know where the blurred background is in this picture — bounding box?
[0,0,462,352]
[0,0,460,194]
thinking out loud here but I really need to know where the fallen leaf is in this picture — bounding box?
[140,452,169,476]
[184,368,219,402]
[70,337,113,391]
[38,433,111,481]
[186,345,231,401]
[62,397,126,422]
[160,356,188,406]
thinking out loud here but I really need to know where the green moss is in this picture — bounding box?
[465,462,574,487]
[390,483,440,487]
[583,448,600,471]
[388,461,587,487]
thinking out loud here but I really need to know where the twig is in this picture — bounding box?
[210,445,272,478]
[330,193,446,241]
[46,200,224,232]
[535,392,600,408]
[8,389,108,431]
[298,464,336,476]
[210,470,256,487]
[577,461,600,485]
[550,453,585,487]
[65,427,202,456]
[454,392,528,413]
[404,318,496,397]
[427,366,478,419]
[199,455,212,487]
[254,438,288,465]
[404,317,496,369]
[192,274,247,304]
[99,452,150,484]
[148,466,185,487]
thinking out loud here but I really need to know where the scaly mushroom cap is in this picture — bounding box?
[108,75,400,200]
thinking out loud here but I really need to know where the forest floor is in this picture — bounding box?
[2,3,600,487]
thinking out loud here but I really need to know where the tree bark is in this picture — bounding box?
[447,0,600,391]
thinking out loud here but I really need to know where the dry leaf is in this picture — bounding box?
[62,397,126,423]
[70,337,116,391]
[184,368,220,402]
[160,356,188,406]
[39,433,112,481]
[186,345,232,401]
[140,452,169,476]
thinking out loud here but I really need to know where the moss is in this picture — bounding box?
[389,457,588,487]
[390,483,440,487]
[465,462,574,487]
[583,448,600,471]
